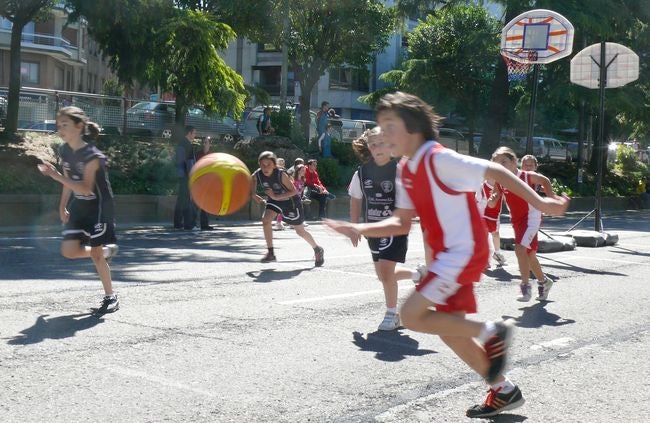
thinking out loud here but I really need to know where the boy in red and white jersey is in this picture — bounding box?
[325,92,569,418]
[492,147,558,302]
[477,179,506,267]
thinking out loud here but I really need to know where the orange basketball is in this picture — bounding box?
[189,153,252,216]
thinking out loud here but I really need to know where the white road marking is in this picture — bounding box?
[530,337,575,350]
[374,380,484,422]
[97,364,218,398]
[278,285,414,305]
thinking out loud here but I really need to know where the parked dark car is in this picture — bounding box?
[24,120,57,132]
[123,101,240,141]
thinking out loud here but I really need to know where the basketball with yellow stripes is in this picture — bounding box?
[189,153,251,216]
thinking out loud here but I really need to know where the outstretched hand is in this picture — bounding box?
[323,218,361,245]
[37,162,59,179]
[542,193,571,216]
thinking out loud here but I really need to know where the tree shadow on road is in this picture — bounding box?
[7,313,104,345]
[246,267,311,283]
[502,302,575,329]
[351,330,437,362]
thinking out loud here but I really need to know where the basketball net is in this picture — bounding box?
[501,50,538,83]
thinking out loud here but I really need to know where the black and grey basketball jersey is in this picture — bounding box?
[358,160,398,223]
[253,168,299,203]
[59,143,114,217]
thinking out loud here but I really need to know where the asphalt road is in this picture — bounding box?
[1,210,649,422]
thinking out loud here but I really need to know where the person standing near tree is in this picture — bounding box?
[173,126,197,230]
[316,101,330,147]
[195,136,215,230]
[257,107,274,136]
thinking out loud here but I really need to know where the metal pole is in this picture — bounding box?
[525,64,540,155]
[279,0,289,112]
[594,41,607,232]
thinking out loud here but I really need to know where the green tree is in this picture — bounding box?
[66,1,246,133]
[0,0,55,139]
[407,5,501,155]
[269,0,395,141]
[365,4,500,156]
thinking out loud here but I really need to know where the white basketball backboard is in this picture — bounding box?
[570,42,639,89]
[501,9,574,64]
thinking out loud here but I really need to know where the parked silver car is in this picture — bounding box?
[123,101,240,141]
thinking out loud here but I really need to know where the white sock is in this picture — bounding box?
[411,270,420,281]
[387,307,397,314]
[478,321,497,343]
[491,376,515,394]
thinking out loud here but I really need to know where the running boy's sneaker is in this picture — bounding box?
[466,386,525,418]
[413,263,428,284]
[378,311,401,331]
[536,277,554,301]
[274,221,286,231]
[483,319,514,384]
[103,244,119,263]
[260,251,277,263]
[493,251,507,266]
[314,246,325,267]
[516,283,532,302]
[93,294,119,314]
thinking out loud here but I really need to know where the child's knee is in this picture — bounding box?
[89,247,103,261]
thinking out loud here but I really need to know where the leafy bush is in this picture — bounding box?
[316,158,341,188]
[270,109,293,138]
[615,145,640,173]
[331,141,359,166]
[96,136,178,195]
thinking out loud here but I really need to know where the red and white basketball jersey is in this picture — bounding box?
[476,181,502,222]
[396,141,489,285]
[502,170,542,225]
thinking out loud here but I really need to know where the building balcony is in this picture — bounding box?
[0,29,86,65]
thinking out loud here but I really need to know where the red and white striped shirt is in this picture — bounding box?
[502,170,542,226]
[477,181,502,222]
[396,141,489,285]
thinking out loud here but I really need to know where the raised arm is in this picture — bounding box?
[485,163,569,216]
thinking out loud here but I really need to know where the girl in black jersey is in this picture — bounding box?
[37,106,119,314]
[250,151,324,266]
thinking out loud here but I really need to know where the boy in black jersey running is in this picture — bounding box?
[250,151,324,266]
[38,106,119,314]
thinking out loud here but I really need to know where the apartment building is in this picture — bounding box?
[0,4,114,94]
[221,31,408,121]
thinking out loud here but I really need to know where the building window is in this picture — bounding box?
[20,61,39,84]
[254,66,295,96]
[54,67,64,90]
[257,42,280,52]
[328,66,369,92]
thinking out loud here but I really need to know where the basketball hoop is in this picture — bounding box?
[501,50,538,83]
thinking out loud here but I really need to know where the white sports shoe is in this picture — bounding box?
[413,263,428,284]
[536,277,554,301]
[378,311,401,331]
[493,251,507,266]
[517,283,532,302]
[274,222,286,231]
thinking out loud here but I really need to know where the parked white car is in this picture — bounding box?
[519,136,572,161]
